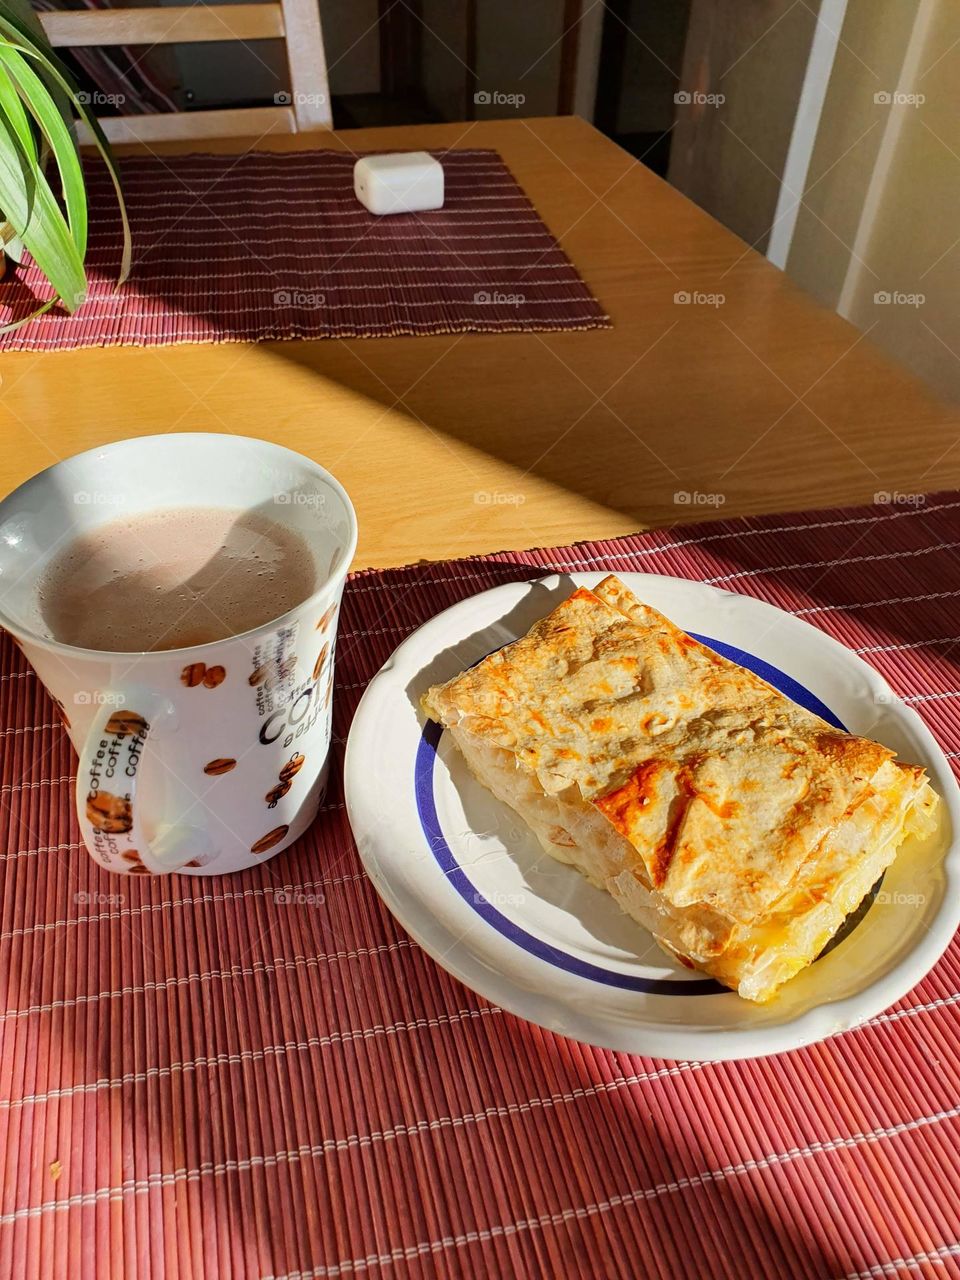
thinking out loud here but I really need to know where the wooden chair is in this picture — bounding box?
[37,0,331,143]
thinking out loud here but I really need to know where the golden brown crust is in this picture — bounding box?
[421,575,910,926]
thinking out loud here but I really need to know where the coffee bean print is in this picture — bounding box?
[181,663,226,689]
[316,604,336,632]
[248,664,268,687]
[121,849,151,874]
[266,781,291,806]
[86,791,132,835]
[312,644,329,683]
[184,859,204,868]
[279,753,305,783]
[203,757,237,776]
[105,710,148,738]
[251,825,289,855]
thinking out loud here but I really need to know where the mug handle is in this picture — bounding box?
[76,688,217,876]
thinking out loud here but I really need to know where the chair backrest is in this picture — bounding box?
[38,0,331,143]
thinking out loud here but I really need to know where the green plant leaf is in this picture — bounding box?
[0,4,131,323]
[0,1,71,124]
[0,105,86,309]
[64,94,129,285]
[0,294,57,333]
[0,44,86,257]
[0,51,36,166]
[0,14,130,284]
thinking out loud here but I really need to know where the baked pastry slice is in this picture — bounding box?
[421,575,939,1002]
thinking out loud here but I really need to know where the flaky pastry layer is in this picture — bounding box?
[422,576,939,1001]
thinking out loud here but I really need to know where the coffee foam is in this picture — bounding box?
[39,507,317,652]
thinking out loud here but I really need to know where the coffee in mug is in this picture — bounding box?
[39,506,317,652]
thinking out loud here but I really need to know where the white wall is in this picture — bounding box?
[785,0,960,403]
[668,0,819,254]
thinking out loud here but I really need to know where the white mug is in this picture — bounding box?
[0,433,357,877]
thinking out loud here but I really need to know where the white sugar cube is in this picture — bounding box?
[353,152,444,215]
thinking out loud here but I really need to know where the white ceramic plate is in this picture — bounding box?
[345,573,959,1060]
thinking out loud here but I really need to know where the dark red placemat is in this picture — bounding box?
[3,493,960,1279]
[0,148,609,351]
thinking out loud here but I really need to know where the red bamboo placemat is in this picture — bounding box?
[3,493,960,1279]
[0,148,609,352]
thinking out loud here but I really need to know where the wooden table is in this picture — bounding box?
[2,116,958,570]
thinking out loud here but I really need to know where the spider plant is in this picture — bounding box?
[0,0,130,331]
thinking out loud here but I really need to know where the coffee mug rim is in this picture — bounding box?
[0,431,359,660]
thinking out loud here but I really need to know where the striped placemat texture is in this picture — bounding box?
[0,149,609,352]
[2,493,960,1279]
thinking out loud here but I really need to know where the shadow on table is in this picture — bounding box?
[17,142,954,572]
[224,327,960,677]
